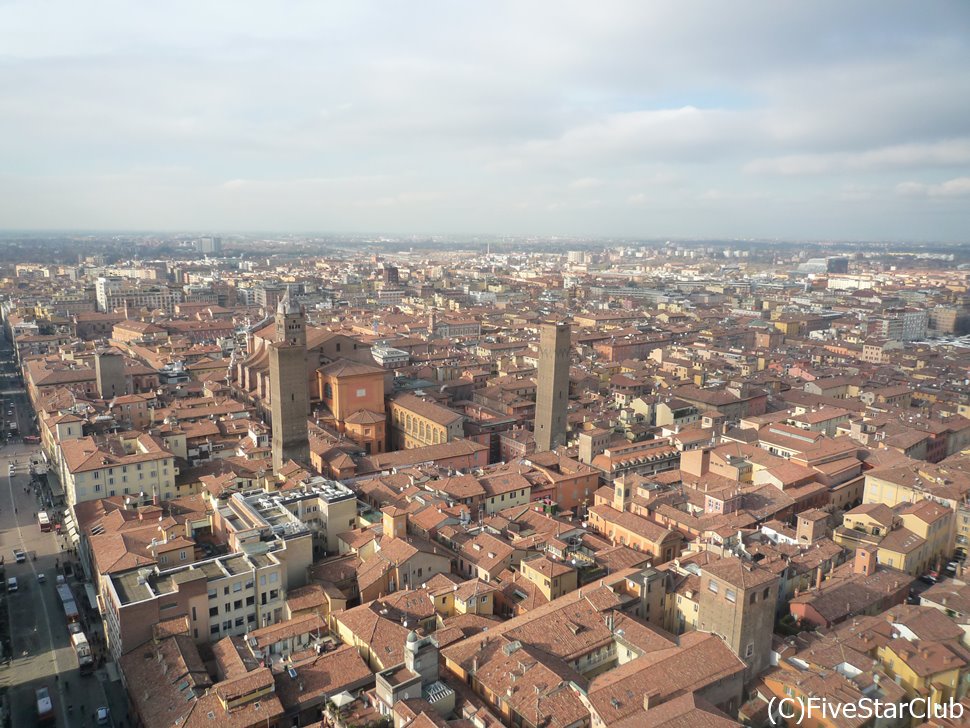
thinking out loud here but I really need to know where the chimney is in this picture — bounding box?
[815,567,823,591]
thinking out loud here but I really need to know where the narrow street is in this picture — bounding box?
[0,440,82,727]
[0,337,124,727]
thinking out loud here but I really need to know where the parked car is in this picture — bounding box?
[96,706,110,725]
[13,549,26,563]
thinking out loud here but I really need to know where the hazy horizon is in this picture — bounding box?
[1,1,969,241]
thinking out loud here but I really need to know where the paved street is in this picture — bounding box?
[0,440,79,727]
[0,341,126,727]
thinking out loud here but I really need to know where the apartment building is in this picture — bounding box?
[59,432,178,507]
[211,476,358,560]
[388,392,465,449]
[102,551,287,659]
[96,275,184,313]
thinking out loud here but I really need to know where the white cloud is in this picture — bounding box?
[568,177,605,189]
[0,1,967,238]
[745,139,970,176]
[514,107,755,166]
[896,177,970,198]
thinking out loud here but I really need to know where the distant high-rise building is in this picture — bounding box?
[534,321,570,451]
[868,307,928,341]
[255,283,285,314]
[826,256,849,274]
[270,291,310,472]
[929,304,970,335]
[198,236,222,255]
[379,263,399,285]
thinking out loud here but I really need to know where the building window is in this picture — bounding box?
[745,643,754,657]
[708,580,719,594]
[725,588,737,604]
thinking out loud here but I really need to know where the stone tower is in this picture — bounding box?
[534,321,571,451]
[95,349,129,400]
[270,290,310,472]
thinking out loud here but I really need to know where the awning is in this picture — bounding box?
[85,583,100,614]
[62,509,80,545]
[331,692,355,708]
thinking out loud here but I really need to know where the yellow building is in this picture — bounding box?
[388,392,465,450]
[833,502,895,551]
[839,499,954,577]
[452,579,497,616]
[877,528,930,576]
[863,463,968,513]
[878,639,967,712]
[520,556,578,601]
[427,577,497,619]
[665,574,701,635]
[899,499,954,570]
[957,503,970,561]
[59,432,178,506]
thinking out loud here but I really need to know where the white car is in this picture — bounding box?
[96,706,110,725]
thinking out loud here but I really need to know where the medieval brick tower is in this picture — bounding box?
[534,321,571,451]
[270,290,310,472]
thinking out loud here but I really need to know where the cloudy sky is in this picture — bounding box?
[1,1,968,240]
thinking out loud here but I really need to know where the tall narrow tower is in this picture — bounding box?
[270,290,310,472]
[534,321,571,451]
[95,349,129,400]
